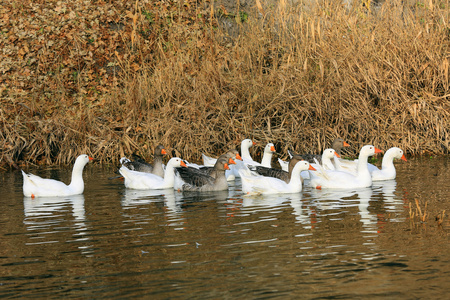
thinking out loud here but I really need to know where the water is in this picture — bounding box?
[1,158,449,299]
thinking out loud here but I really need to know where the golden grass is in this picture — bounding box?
[409,198,428,223]
[408,197,448,231]
[0,0,449,167]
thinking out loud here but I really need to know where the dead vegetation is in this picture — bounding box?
[1,0,449,167]
[407,197,448,232]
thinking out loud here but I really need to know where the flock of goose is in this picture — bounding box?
[21,138,407,198]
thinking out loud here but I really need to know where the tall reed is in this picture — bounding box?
[0,0,448,166]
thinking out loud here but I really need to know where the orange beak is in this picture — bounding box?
[161,149,167,155]
[89,157,94,161]
[228,158,236,165]
[308,165,316,171]
[334,152,341,158]
[374,147,383,154]
[180,161,187,167]
[401,154,407,162]
[224,163,230,170]
[235,153,242,160]
[252,141,256,146]
[270,146,276,152]
[343,142,350,147]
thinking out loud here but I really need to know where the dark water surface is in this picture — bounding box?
[1,158,449,299]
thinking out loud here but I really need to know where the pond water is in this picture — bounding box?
[1,158,449,299]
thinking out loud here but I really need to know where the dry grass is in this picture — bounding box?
[408,197,448,230]
[409,198,428,223]
[1,0,449,167]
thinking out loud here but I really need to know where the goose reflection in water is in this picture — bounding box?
[234,192,318,227]
[121,188,184,214]
[23,194,86,222]
[372,180,403,214]
[309,188,358,210]
[355,188,378,235]
[287,194,318,226]
[240,193,293,208]
[310,188,379,235]
[23,194,91,253]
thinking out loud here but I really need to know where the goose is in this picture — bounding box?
[292,138,350,164]
[234,140,277,177]
[247,155,304,184]
[231,139,256,178]
[260,143,276,168]
[312,148,340,170]
[333,147,406,179]
[184,149,241,180]
[370,147,407,181]
[178,157,235,192]
[121,144,167,178]
[279,138,349,171]
[119,157,186,190]
[243,142,276,167]
[198,150,242,180]
[239,161,316,195]
[201,149,241,167]
[240,138,257,161]
[22,154,93,198]
[309,145,382,189]
[300,148,340,180]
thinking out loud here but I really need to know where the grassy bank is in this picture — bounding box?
[1,0,449,168]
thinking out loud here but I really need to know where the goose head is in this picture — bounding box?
[332,138,350,154]
[390,147,407,161]
[323,148,340,159]
[226,149,242,161]
[241,139,256,149]
[360,145,383,157]
[292,160,316,175]
[155,144,167,156]
[75,154,94,166]
[264,143,276,154]
[167,157,187,168]
[216,157,235,171]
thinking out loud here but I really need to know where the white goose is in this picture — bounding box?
[22,154,93,198]
[309,145,382,189]
[279,138,350,171]
[240,138,256,161]
[239,161,316,195]
[315,149,340,170]
[231,139,256,178]
[235,140,276,173]
[260,143,276,167]
[300,148,339,180]
[120,144,167,178]
[370,147,407,181]
[119,157,187,190]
